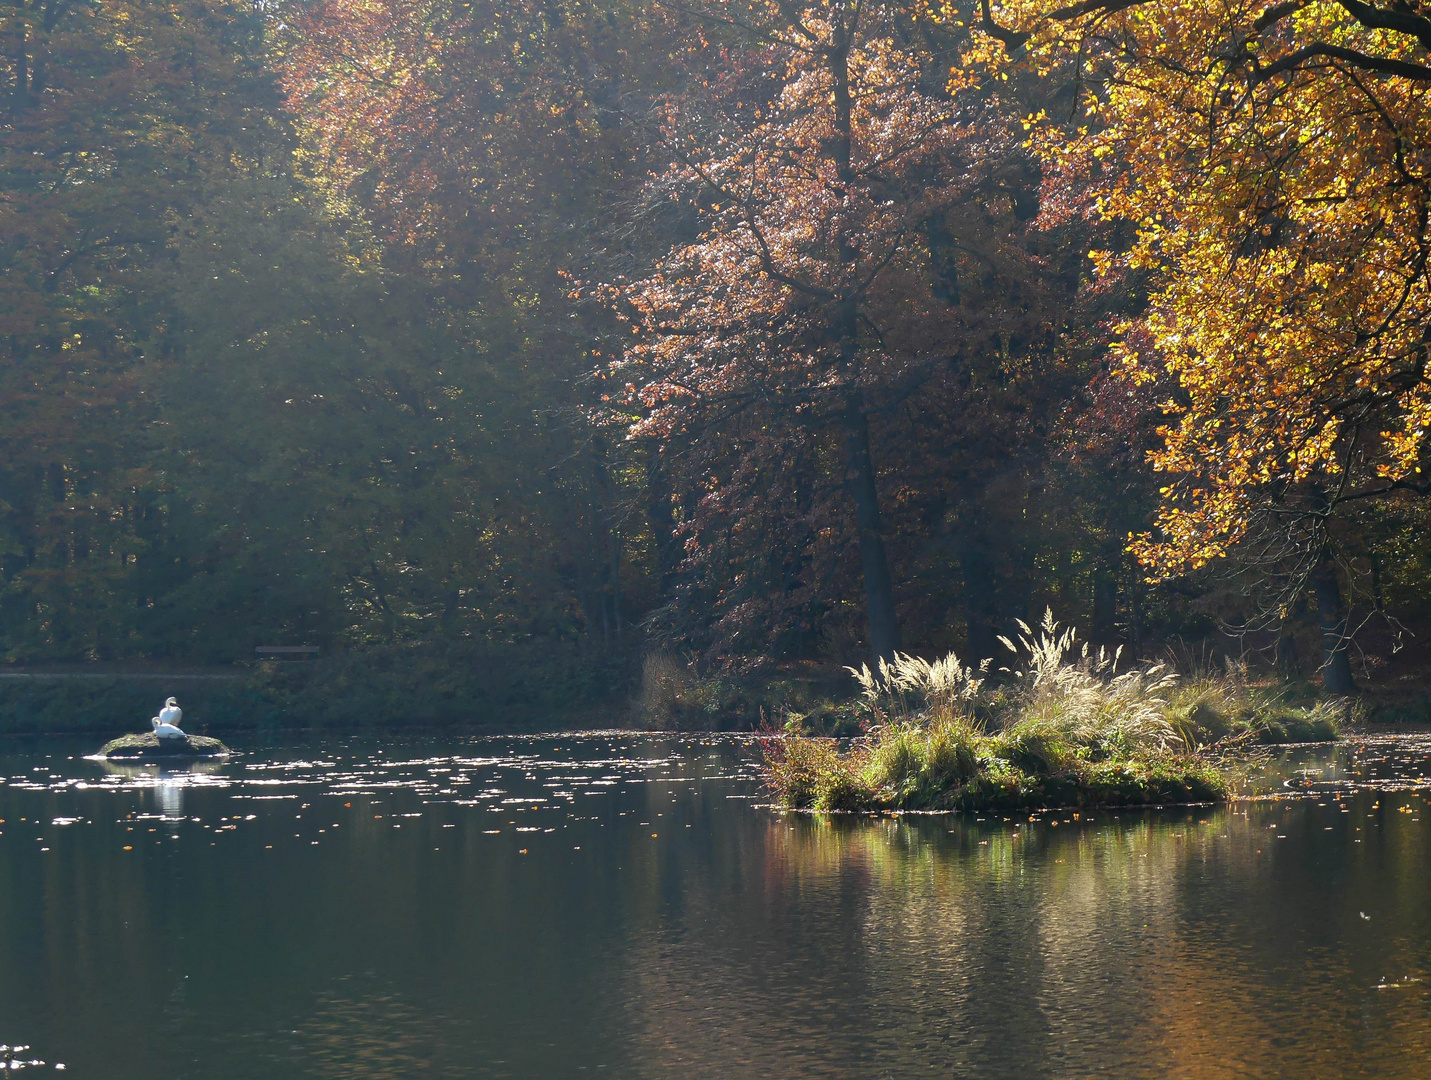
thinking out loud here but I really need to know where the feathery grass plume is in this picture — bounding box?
[845,650,990,720]
[996,608,1179,751]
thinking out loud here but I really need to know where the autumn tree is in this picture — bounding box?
[0,0,287,658]
[1,1,495,660]
[956,0,1431,689]
[600,0,1072,664]
[278,0,699,653]
[279,0,1151,672]
[4,0,1379,710]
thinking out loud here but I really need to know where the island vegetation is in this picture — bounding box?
[767,615,1342,812]
[3,0,1431,732]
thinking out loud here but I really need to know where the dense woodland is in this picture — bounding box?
[5,0,1431,718]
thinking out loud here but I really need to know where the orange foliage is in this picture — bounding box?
[597,0,1051,657]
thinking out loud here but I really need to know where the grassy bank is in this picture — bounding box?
[253,640,626,730]
[636,653,853,732]
[766,614,1343,813]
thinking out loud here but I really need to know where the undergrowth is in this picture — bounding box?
[636,653,852,732]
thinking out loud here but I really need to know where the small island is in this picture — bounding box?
[95,698,231,759]
[766,614,1340,813]
[98,731,231,760]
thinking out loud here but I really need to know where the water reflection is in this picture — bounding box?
[0,733,1427,1079]
[738,800,1431,1078]
[96,759,227,820]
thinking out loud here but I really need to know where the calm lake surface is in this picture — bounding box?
[2,731,1430,1079]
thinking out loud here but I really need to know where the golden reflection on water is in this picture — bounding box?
[751,804,1431,1079]
[298,982,448,1080]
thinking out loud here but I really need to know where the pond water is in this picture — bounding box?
[2,731,1430,1079]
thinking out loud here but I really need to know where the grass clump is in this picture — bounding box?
[765,612,1234,813]
[1161,668,1343,747]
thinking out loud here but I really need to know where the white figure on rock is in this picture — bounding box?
[152,697,185,739]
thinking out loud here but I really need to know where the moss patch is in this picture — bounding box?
[98,732,231,759]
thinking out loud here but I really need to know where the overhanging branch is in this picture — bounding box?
[1336,0,1431,51]
[1251,42,1431,82]
[1048,0,1150,21]
[980,0,1030,50]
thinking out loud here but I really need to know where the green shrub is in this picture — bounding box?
[764,736,854,810]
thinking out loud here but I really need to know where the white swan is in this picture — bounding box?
[151,697,185,739]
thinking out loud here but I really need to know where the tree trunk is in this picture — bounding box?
[610,526,622,635]
[957,527,999,663]
[1127,562,1145,656]
[644,442,682,593]
[827,18,898,664]
[587,440,617,649]
[1275,614,1300,680]
[1311,556,1355,694]
[1092,563,1118,647]
[11,24,28,112]
[843,393,900,664]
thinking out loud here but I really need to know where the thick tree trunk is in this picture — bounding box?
[843,394,900,664]
[1311,556,1355,694]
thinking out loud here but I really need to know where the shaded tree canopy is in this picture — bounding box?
[1,0,1429,704]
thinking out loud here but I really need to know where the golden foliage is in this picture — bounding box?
[969,0,1431,572]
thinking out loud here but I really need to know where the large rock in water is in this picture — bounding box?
[98,732,231,759]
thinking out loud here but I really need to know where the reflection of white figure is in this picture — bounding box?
[156,779,185,819]
[151,697,185,739]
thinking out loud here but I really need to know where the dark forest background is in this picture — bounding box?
[3,0,1430,728]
